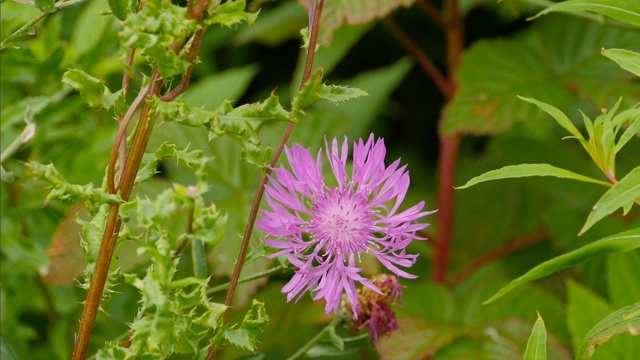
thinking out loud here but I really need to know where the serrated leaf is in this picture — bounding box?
[319,84,368,104]
[62,69,123,109]
[524,313,547,360]
[602,48,640,78]
[483,227,640,304]
[292,69,325,113]
[577,302,640,359]
[223,300,269,351]
[206,0,258,27]
[581,166,640,234]
[35,0,56,13]
[530,0,640,28]
[456,163,611,189]
[441,16,640,135]
[108,0,129,20]
[297,0,416,43]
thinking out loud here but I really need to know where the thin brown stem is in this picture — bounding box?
[205,1,325,359]
[417,0,446,29]
[448,229,549,287]
[382,18,453,99]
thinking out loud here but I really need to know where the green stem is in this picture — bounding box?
[286,317,343,360]
[207,265,288,295]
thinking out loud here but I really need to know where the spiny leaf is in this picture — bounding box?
[577,302,640,359]
[456,163,611,189]
[602,48,640,78]
[580,166,640,234]
[206,0,258,27]
[529,0,640,28]
[62,69,124,109]
[523,312,547,360]
[27,162,121,205]
[483,227,640,304]
[223,300,269,351]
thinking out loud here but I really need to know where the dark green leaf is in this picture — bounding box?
[484,227,640,304]
[108,0,129,20]
[524,313,547,360]
[456,163,611,189]
[530,0,640,28]
[581,166,640,234]
[577,302,640,359]
[607,252,640,308]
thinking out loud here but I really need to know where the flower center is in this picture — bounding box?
[308,187,375,255]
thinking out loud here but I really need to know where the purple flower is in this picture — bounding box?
[257,134,435,316]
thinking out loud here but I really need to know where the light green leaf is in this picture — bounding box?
[602,48,640,78]
[35,0,56,13]
[523,313,547,360]
[483,227,640,304]
[206,0,257,27]
[456,163,611,189]
[62,69,123,109]
[614,107,640,153]
[223,300,269,351]
[577,302,640,360]
[517,97,584,140]
[581,166,640,234]
[292,69,325,114]
[530,0,640,28]
[108,0,129,21]
[318,84,368,104]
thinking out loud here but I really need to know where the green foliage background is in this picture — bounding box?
[2,0,639,359]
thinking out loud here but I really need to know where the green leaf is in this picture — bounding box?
[108,0,129,20]
[607,252,640,308]
[517,97,584,140]
[62,69,123,109]
[223,300,269,351]
[577,302,640,359]
[529,0,640,28]
[206,0,258,27]
[523,313,547,360]
[35,0,56,13]
[456,163,611,189]
[318,84,368,104]
[581,166,640,234]
[483,227,640,304]
[1,335,19,360]
[441,16,640,135]
[602,48,640,78]
[292,69,325,114]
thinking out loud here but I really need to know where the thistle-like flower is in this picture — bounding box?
[257,134,434,315]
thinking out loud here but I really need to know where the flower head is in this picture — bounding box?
[257,134,434,315]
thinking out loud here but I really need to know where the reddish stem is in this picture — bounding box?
[448,229,549,286]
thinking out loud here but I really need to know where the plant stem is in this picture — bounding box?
[207,264,289,295]
[433,0,463,284]
[286,317,343,360]
[205,1,325,358]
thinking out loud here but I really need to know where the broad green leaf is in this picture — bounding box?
[456,163,611,189]
[530,0,640,28]
[108,0,129,20]
[602,48,640,78]
[567,280,618,358]
[483,227,640,304]
[524,313,547,360]
[607,252,640,308]
[581,166,640,234]
[517,97,584,140]
[296,0,416,43]
[35,0,56,13]
[441,16,640,135]
[62,69,123,109]
[70,0,112,58]
[577,302,640,359]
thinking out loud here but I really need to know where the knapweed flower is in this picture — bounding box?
[257,134,434,316]
[341,274,403,344]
